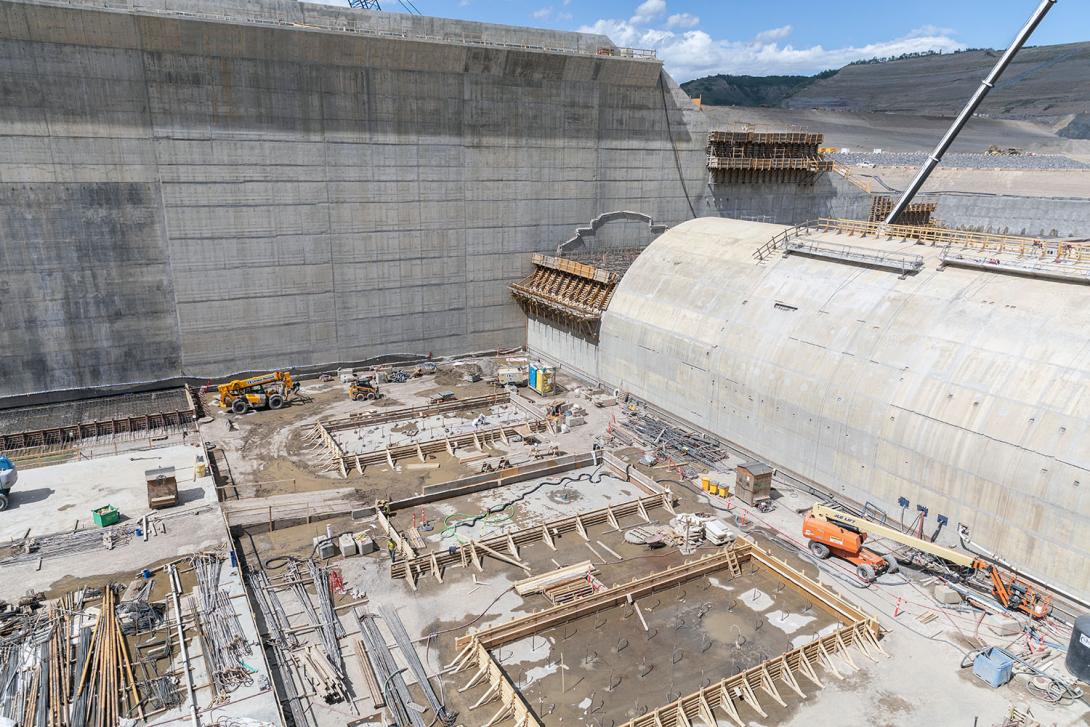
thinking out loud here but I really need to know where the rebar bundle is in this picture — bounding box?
[379,606,455,726]
[0,589,123,727]
[1,525,135,566]
[246,571,297,650]
[192,555,253,698]
[356,610,426,727]
[625,408,730,471]
[304,560,346,682]
[76,586,145,727]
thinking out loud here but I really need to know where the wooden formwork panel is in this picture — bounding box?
[447,539,884,727]
[393,491,675,586]
[319,392,511,433]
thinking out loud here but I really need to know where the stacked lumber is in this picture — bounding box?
[515,561,595,597]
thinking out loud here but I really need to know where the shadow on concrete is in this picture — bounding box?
[6,487,55,510]
[177,487,205,505]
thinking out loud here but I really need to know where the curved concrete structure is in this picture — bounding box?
[598,217,1090,598]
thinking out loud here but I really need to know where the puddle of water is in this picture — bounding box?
[739,587,773,611]
[765,609,817,634]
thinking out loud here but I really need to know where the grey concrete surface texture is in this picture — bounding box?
[7,0,1090,403]
[0,0,709,398]
[594,217,1090,601]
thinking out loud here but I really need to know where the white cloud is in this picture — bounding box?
[581,3,964,81]
[533,4,573,21]
[754,25,792,43]
[630,0,666,24]
[666,12,699,29]
[908,24,956,38]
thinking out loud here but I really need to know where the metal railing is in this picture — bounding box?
[816,218,1090,262]
[707,156,834,171]
[753,223,814,262]
[939,246,1090,283]
[596,46,657,59]
[785,238,924,276]
[707,131,824,145]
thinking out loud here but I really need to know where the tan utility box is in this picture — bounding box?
[146,466,179,510]
[735,462,773,506]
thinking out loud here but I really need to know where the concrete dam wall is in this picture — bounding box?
[5,0,1089,402]
[0,0,712,399]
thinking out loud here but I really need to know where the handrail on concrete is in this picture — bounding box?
[817,218,1090,262]
[784,239,924,276]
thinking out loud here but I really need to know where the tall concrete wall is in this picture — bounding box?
[0,0,709,399]
[5,0,1090,402]
[526,316,599,383]
[591,217,1090,600]
[916,191,1090,239]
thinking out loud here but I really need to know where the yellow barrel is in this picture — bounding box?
[717,485,728,498]
[700,476,711,492]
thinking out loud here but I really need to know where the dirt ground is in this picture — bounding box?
[498,567,837,725]
[199,370,523,500]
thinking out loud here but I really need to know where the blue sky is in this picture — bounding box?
[317,0,1087,81]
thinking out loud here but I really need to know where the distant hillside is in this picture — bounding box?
[787,42,1090,137]
[684,42,1090,139]
[681,70,836,107]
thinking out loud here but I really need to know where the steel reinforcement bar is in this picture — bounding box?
[448,640,542,727]
[747,546,875,628]
[0,409,196,450]
[455,541,879,651]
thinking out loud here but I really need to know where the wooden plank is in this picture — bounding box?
[458,549,741,650]
[514,562,594,596]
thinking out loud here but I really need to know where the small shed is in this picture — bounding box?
[145,466,179,510]
[735,462,773,506]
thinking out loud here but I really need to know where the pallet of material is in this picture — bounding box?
[405,527,428,552]
[545,578,596,605]
[515,561,595,596]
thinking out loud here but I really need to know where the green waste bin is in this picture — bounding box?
[93,505,120,527]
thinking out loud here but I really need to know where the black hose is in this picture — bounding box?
[450,468,605,531]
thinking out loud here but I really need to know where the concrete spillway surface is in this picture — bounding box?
[577,216,1090,602]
